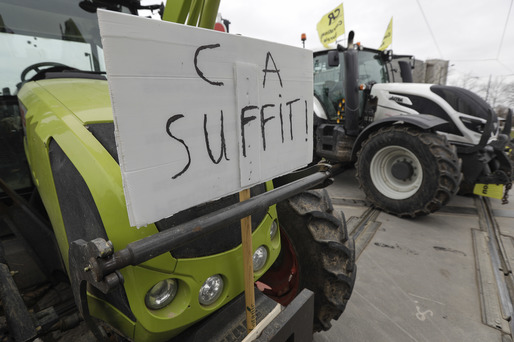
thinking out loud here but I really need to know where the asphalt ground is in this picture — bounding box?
[313,168,514,342]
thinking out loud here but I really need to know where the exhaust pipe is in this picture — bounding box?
[343,31,360,136]
[398,60,413,83]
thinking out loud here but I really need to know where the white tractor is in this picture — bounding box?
[313,32,512,217]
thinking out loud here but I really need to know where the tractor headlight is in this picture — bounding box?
[199,274,224,306]
[270,220,278,240]
[253,246,268,272]
[145,279,178,310]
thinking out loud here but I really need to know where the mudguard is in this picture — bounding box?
[351,114,448,160]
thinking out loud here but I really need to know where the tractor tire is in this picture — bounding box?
[356,126,462,218]
[275,189,356,332]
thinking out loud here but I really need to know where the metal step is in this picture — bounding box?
[347,207,382,260]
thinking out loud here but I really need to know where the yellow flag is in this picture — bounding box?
[316,3,345,48]
[378,17,393,51]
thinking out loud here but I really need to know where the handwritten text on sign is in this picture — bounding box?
[98,10,313,227]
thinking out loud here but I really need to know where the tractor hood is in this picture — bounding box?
[371,83,497,125]
[371,83,500,146]
[35,78,113,125]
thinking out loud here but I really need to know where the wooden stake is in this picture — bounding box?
[239,188,257,333]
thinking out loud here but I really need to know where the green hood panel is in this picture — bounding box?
[35,78,113,124]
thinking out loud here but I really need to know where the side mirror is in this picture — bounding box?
[327,50,340,67]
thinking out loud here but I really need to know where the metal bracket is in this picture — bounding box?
[68,238,119,342]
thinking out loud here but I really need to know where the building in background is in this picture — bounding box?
[390,57,449,85]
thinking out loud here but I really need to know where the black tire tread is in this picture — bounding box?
[277,189,356,332]
[356,126,462,218]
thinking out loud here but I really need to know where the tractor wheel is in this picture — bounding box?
[356,126,462,218]
[258,189,356,332]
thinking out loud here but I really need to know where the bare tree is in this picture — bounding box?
[449,73,484,97]
[480,76,507,107]
[450,74,514,109]
[500,82,514,108]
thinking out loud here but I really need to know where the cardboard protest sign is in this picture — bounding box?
[97,10,313,227]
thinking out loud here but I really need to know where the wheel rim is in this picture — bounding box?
[255,227,299,306]
[369,145,423,200]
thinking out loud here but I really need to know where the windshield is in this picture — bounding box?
[0,0,140,95]
[313,52,343,120]
[357,50,388,85]
[314,49,387,121]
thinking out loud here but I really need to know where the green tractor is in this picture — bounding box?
[0,0,355,341]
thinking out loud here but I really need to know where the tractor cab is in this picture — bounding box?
[313,47,390,123]
[0,0,108,195]
[0,0,162,196]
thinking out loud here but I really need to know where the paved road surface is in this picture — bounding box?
[314,168,514,342]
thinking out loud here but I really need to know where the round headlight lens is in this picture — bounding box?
[270,220,278,240]
[199,274,224,306]
[145,279,178,310]
[253,246,268,272]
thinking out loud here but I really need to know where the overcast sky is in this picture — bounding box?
[140,1,514,82]
[214,0,514,82]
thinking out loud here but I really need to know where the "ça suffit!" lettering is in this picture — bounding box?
[166,43,309,179]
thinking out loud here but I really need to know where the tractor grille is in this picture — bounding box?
[155,184,267,258]
[87,122,269,258]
